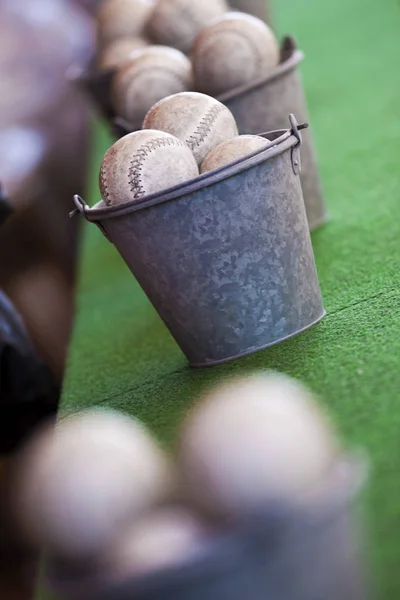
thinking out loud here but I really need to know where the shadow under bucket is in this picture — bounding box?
[45,456,368,600]
[72,115,325,368]
[219,37,327,231]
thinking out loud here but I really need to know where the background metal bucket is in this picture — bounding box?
[69,65,116,123]
[71,65,137,137]
[45,455,368,600]
[72,116,325,367]
[219,37,327,231]
[229,0,272,24]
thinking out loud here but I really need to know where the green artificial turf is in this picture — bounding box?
[38,0,400,597]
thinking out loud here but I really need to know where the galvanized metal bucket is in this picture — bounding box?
[229,0,272,24]
[69,64,117,123]
[45,455,368,600]
[218,37,327,231]
[72,115,325,367]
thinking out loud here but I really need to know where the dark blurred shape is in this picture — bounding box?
[0,185,14,228]
[74,65,117,122]
[75,0,102,12]
[0,291,59,455]
[0,0,95,382]
[0,290,58,600]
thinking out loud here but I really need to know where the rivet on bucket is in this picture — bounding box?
[72,115,325,367]
[218,37,327,231]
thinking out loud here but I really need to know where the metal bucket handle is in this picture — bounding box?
[70,114,308,235]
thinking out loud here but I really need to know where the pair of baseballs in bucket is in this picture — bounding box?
[95,1,279,126]
[14,373,343,591]
[99,91,271,207]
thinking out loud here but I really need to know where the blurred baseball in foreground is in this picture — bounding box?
[178,373,339,520]
[142,92,238,165]
[146,0,229,54]
[99,130,199,206]
[97,37,149,70]
[96,0,155,45]
[102,507,209,580]
[201,134,269,173]
[111,46,193,126]
[193,12,280,96]
[15,409,174,560]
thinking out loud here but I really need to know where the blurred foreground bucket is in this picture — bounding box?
[219,37,327,230]
[46,455,368,600]
[72,115,324,367]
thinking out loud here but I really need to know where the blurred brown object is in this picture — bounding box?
[0,455,40,600]
[4,264,73,384]
[0,554,38,600]
[0,442,50,600]
[0,4,94,595]
[0,290,59,454]
[0,0,94,382]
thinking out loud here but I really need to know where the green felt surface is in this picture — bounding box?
[39,0,400,597]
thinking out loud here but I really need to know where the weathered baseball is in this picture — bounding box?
[192,12,280,96]
[201,134,269,173]
[99,130,199,206]
[111,46,193,127]
[146,0,229,54]
[142,92,238,165]
[97,36,149,70]
[96,0,155,46]
[14,409,175,560]
[178,373,339,520]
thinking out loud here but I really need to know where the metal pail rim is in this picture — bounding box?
[71,115,305,222]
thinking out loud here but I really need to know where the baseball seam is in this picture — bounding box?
[128,137,187,200]
[100,163,111,205]
[186,104,225,150]
[123,64,190,87]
